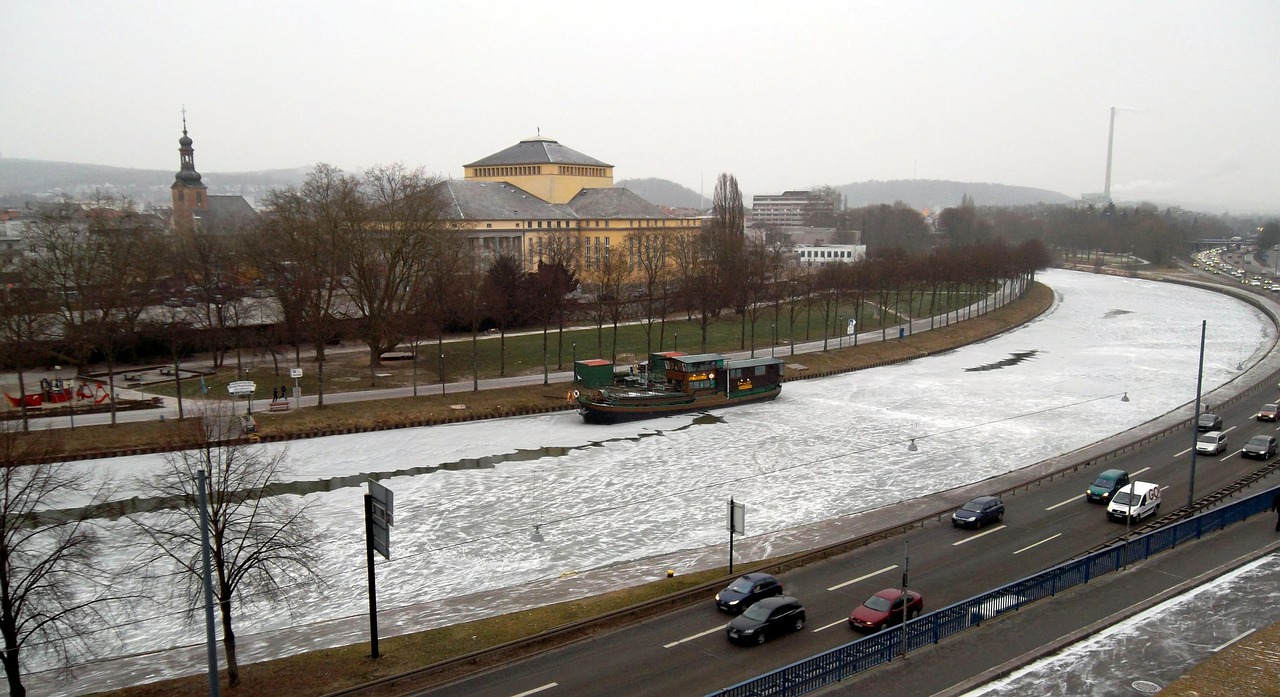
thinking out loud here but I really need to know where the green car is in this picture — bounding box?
[1086,469,1130,503]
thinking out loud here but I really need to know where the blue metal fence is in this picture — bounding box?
[705,486,1279,697]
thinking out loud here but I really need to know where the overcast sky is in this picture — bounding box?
[3,1,1277,213]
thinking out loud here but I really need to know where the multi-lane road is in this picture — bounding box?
[411,366,1280,697]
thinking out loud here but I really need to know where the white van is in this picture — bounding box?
[1106,481,1162,522]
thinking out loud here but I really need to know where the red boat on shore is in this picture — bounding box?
[5,377,109,408]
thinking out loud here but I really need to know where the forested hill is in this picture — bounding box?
[835,179,1073,209]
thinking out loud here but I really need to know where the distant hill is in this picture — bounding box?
[0,158,308,207]
[615,178,706,210]
[834,179,1073,209]
[0,159,1074,212]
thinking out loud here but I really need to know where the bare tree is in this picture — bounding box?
[480,255,528,377]
[628,229,674,357]
[0,424,124,697]
[131,402,321,688]
[253,164,360,407]
[348,164,446,379]
[531,228,581,367]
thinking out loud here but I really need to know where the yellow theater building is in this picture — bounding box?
[438,135,701,273]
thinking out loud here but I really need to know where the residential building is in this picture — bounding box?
[751,190,834,229]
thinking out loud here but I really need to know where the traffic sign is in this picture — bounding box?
[289,368,303,379]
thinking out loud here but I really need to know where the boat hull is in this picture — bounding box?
[577,386,781,424]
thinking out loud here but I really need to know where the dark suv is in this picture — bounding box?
[1242,435,1278,460]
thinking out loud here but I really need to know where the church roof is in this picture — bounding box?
[464,136,612,168]
[192,195,258,232]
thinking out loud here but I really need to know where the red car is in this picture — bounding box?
[848,588,924,632]
[1258,403,1279,422]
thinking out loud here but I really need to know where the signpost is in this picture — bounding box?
[727,498,745,574]
[365,480,394,659]
[289,368,303,409]
[227,380,256,414]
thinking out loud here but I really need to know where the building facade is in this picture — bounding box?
[751,190,834,228]
[439,136,701,274]
[793,243,867,268]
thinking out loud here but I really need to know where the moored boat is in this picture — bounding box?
[575,352,783,424]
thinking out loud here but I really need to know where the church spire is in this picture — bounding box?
[174,108,204,187]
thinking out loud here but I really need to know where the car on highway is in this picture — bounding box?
[848,588,924,632]
[1197,413,1223,431]
[715,572,783,614]
[1195,430,1228,455]
[1241,435,1278,460]
[1258,404,1280,421]
[1106,481,1162,522]
[725,595,805,645]
[951,495,1004,528]
[1085,468,1130,503]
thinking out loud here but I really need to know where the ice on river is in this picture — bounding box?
[36,269,1275,680]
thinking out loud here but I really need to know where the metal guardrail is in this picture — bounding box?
[705,485,1280,697]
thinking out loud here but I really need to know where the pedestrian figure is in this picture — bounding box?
[272,387,279,401]
[1272,491,1280,531]
[280,384,287,400]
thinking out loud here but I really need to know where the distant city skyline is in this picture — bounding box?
[2,1,1277,214]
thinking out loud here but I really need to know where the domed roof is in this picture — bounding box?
[179,134,193,147]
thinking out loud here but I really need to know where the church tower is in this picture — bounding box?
[170,114,207,233]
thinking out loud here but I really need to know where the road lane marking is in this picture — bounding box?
[663,625,724,648]
[952,524,1006,546]
[1014,533,1062,555]
[1046,496,1081,511]
[1213,628,1256,652]
[828,565,898,591]
[813,617,849,632]
[512,683,558,697]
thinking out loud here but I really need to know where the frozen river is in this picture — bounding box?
[22,269,1277,693]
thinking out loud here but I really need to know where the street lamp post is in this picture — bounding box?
[439,353,445,396]
[1189,321,1206,509]
[771,323,776,358]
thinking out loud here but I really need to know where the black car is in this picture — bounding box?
[715,572,783,613]
[1197,413,1223,431]
[725,595,805,645]
[951,496,1004,529]
[1242,435,1278,460]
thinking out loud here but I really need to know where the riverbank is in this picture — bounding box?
[35,282,1054,463]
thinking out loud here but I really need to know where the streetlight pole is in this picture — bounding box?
[1188,320,1206,509]
[900,539,909,657]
